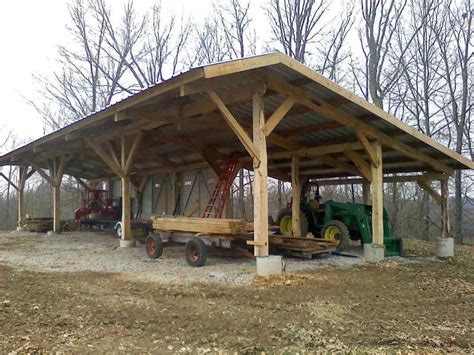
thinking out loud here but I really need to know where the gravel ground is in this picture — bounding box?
[0,231,367,285]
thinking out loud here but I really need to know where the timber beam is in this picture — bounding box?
[207,89,260,163]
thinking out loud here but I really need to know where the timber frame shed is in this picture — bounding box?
[1,52,473,257]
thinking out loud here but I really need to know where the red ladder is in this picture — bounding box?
[202,153,240,218]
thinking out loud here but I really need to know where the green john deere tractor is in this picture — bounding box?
[276,182,401,256]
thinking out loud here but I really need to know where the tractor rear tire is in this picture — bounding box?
[322,220,350,250]
[276,207,309,237]
[145,233,163,259]
[185,237,207,267]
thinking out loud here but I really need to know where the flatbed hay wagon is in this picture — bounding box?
[146,216,336,267]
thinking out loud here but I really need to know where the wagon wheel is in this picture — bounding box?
[145,233,163,259]
[185,237,207,267]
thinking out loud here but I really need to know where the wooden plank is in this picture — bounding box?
[207,89,260,163]
[263,96,296,136]
[371,143,383,245]
[252,91,269,256]
[291,156,301,237]
[152,217,249,235]
[343,150,372,181]
[265,73,454,175]
[203,52,281,78]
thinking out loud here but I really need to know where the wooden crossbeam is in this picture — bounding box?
[124,132,144,174]
[343,150,372,181]
[85,137,124,178]
[265,73,453,175]
[355,130,380,168]
[27,160,56,186]
[74,176,89,189]
[207,89,260,163]
[105,141,121,169]
[0,172,19,191]
[263,96,296,136]
[267,141,363,160]
[417,180,443,206]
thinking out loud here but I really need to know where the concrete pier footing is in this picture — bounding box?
[436,237,454,258]
[363,243,385,262]
[256,255,283,276]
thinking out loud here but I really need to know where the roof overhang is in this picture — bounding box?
[1,52,472,182]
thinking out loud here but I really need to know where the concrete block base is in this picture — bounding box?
[363,243,385,262]
[120,239,136,248]
[436,237,454,258]
[256,255,283,276]
[46,230,60,236]
[16,226,26,232]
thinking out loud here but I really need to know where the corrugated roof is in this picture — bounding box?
[0,52,472,181]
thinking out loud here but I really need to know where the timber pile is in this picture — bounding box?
[25,218,53,233]
[269,235,337,253]
[152,216,251,235]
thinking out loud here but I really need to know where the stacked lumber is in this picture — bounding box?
[269,235,337,252]
[152,216,250,235]
[25,218,53,233]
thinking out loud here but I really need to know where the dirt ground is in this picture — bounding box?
[0,231,472,353]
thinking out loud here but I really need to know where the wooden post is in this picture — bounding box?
[252,91,269,256]
[362,180,370,205]
[53,183,61,232]
[440,179,450,238]
[121,175,132,240]
[370,143,383,245]
[17,167,27,228]
[291,156,301,237]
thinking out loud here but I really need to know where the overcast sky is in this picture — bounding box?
[0,0,254,147]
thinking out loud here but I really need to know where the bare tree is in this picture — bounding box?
[434,0,473,241]
[217,0,256,59]
[317,1,354,83]
[266,0,328,63]
[190,16,230,66]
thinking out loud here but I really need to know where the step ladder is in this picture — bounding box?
[202,153,240,218]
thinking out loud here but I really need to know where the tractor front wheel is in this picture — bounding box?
[276,207,309,237]
[322,220,350,250]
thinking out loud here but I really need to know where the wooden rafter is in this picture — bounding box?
[265,73,454,175]
[343,150,372,181]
